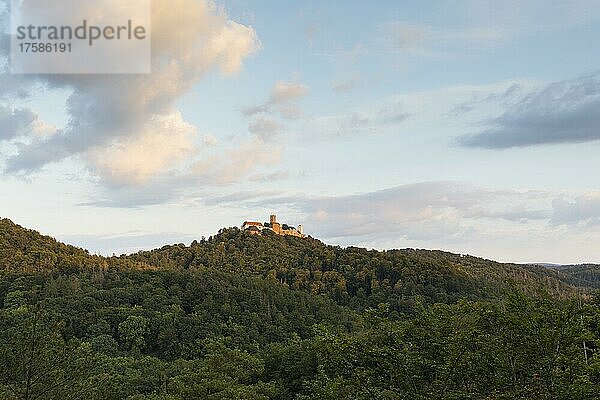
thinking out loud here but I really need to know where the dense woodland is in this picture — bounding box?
[1,218,600,399]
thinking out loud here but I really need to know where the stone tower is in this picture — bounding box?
[270,214,281,234]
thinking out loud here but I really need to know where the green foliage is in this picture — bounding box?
[91,334,120,356]
[119,315,150,353]
[128,228,585,312]
[298,296,600,399]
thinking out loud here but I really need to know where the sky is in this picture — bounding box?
[1,0,600,263]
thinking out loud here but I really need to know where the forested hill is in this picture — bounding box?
[0,218,591,310]
[0,218,153,273]
[550,264,600,289]
[125,227,587,310]
[3,219,600,399]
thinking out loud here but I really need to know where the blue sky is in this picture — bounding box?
[1,0,600,263]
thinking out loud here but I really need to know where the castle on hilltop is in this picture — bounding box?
[242,214,305,238]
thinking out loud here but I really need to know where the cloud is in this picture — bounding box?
[86,112,199,186]
[192,138,281,185]
[1,0,260,185]
[80,133,282,208]
[243,80,309,120]
[304,98,412,138]
[459,73,600,148]
[551,192,600,227]
[475,207,550,223]
[78,173,197,208]
[0,106,38,141]
[269,81,309,103]
[296,182,486,240]
[248,117,282,141]
[449,83,527,117]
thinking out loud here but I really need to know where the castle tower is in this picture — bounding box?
[298,225,304,235]
[270,214,281,234]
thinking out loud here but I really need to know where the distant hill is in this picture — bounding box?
[548,264,600,289]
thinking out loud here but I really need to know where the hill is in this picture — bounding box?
[1,219,600,399]
[126,227,587,311]
[0,219,590,310]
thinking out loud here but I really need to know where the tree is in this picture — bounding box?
[119,315,150,353]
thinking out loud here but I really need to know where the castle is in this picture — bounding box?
[242,214,305,238]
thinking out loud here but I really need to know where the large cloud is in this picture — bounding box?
[1,0,260,185]
[459,73,600,148]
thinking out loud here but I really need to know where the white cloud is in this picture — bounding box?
[249,170,290,183]
[87,112,198,186]
[1,0,260,187]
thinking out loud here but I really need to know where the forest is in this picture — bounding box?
[1,218,600,399]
